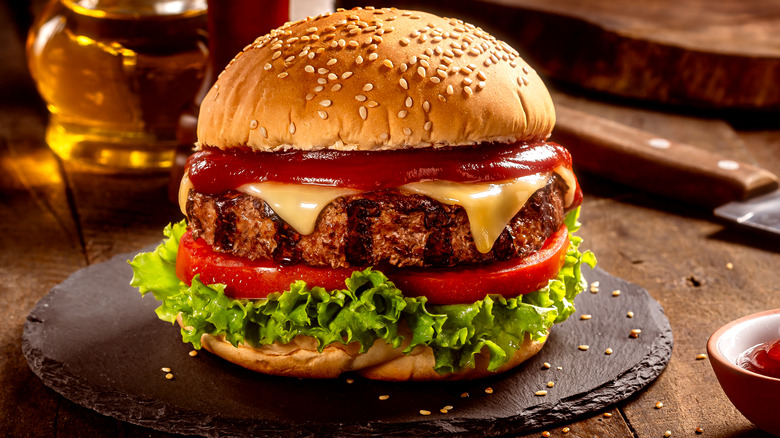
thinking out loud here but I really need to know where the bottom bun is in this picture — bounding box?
[199,330,547,381]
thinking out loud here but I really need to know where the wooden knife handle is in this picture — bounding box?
[552,105,779,208]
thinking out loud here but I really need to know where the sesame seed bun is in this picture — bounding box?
[197,7,555,152]
[199,331,546,381]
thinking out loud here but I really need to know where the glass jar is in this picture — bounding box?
[27,0,208,171]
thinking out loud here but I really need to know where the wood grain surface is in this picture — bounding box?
[359,0,780,110]
[2,1,779,437]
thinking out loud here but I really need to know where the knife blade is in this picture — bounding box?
[552,105,780,234]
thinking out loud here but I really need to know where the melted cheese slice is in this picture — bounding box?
[238,182,360,235]
[401,173,551,253]
[178,168,576,254]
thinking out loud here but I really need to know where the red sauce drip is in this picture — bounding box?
[186,141,576,194]
[737,338,780,379]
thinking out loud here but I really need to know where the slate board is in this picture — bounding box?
[22,248,672,437]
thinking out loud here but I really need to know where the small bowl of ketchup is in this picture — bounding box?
[707,308,780,436]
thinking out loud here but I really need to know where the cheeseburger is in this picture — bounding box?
[131,7,595,381]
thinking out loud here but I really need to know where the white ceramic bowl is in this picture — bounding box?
[707,309,780,436]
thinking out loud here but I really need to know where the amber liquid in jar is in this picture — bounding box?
[27,0,208,171]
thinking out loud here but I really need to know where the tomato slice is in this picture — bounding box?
[386,226,569,304]
[176,226,569,304]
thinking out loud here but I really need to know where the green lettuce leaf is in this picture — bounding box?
[129,208,595,374]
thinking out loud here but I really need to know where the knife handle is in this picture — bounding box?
[552,105,779,208]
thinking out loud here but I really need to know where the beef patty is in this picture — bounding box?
[186,176,568,269]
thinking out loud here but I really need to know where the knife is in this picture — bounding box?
[551,105,780,234]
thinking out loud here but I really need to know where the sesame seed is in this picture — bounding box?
[306,26,318,33]
[542,362,551,369]
[289,122,296,134]
[378,395,390,400]
[438,94,446,102]
[318,110,328,119]
[327,58,337,66]
[284,55,295,63]
[338,39,346,48]
[356,55,364,64]
[355,94,367,102]
[363,83,374,91]
[161,367,171,372]
[359,106,367,120]
[400,63,408,73]
[259,127,267,138]
[464,86,473,96]
[606,347,614,355]
[535,390,548,396]
[366,101,379,108]
[442,56,453,65]
[330,41,338,48]
[417,66,426,77]
[484,387,494,394]
[563,427,571,434]
[165,373,174,380]
[405,97,413,107]
[451,66,461,74]
[189,350,197,357]
[437,69,447,78]
[630,329,642,338]
[399,78,409,89]
[342,71,353,79]
[422,101,431,112]
[726,262,734,269]
[446,85,454,95]
[695,427,704,434]
[319,99,332,107]
[477,71,487,80]
[264,63,272,70]
[612,290,621,297]
[522,76,530,85]
[313,85,324,92]
[368,44,378,51]
[430,77,441,84]
[477,81,486,90]
[655,402,664,409]
[580,314,592,320]
[305,65,315,73]
[249,120,258,129]
[326,73,337,81]
[277,72,288,78]
[331,84,342,92]
[664,431,672,437]
[403,127,412,136]
[523,66,530,74]
[308,52,316,59]
[419,410,431,416]
[349,28,360,36]
[469,47,480,55]
[542,431,551,437]
[547,381,555,388]
[696,353,707,360]
[627,311,634,318]
[382,59,393,68]
[604,412,613,418]
[453,48,464,56]
[398,110,408,118]
[460,392,469,398]
[578,345,590,351]
[318,67,329,74]
[400,37,410,46]
[348,41,359,48]
[424,121,432,131]
[463,78,473,85]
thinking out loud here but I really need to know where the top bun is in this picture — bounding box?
[197,7,555,152]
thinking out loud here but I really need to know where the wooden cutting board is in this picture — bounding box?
[348,0,780,110]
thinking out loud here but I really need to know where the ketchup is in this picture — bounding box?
[186,141,575,193]
[737,338,780,379]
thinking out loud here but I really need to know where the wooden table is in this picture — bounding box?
[2,2,779,437]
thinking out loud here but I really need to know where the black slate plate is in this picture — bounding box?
[23,248,672,437]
